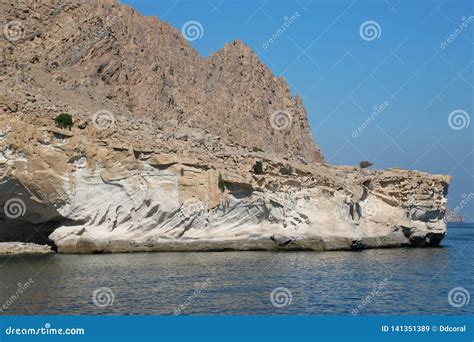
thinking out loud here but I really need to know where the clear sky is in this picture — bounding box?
[121,0,473,220]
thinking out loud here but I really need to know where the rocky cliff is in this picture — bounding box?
[0,0,451,253]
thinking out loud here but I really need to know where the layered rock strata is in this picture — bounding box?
[0,0,451,253]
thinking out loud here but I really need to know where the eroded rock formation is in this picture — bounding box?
[0,0,451,253]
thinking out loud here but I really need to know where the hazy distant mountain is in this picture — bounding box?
[445,209,465,223]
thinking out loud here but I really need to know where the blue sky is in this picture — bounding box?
[122,0,473,220]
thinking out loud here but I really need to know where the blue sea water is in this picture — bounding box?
[0,223,472,315]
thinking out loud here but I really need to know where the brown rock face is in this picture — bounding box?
[0,0,323,163]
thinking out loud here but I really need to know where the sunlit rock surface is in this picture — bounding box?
[0,0,451,253]
[0,127,450,253]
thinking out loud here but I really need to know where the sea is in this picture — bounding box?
[0,223,472,315]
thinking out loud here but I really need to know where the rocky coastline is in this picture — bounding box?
[0,0,451,254]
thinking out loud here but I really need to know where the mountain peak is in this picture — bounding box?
[0,0,323,163]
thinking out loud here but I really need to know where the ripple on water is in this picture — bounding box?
[0,224,472,315]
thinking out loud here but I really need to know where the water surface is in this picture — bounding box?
[0,223,472,315]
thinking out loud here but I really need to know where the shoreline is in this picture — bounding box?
[0,242,54,256]
[0,233,446,256]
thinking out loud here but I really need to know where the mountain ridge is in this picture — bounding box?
[1,0,323,163]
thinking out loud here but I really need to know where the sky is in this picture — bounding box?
[121,0,473,220]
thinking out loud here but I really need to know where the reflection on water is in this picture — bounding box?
[0,224,472,315]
